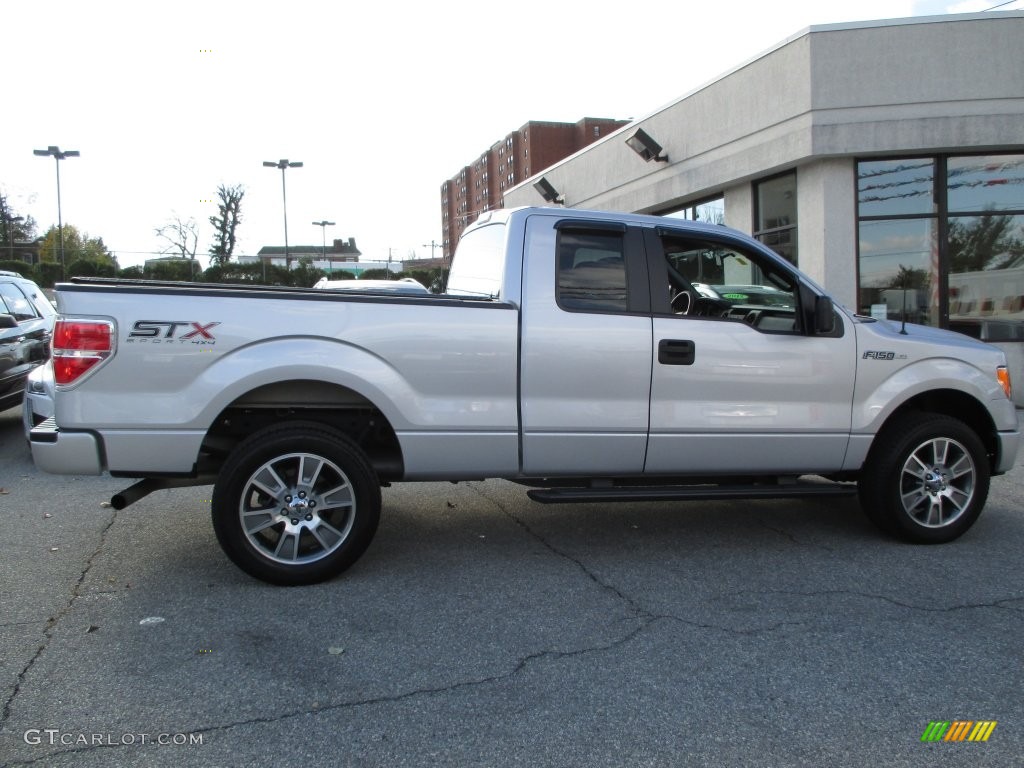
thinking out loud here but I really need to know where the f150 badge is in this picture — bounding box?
[863,350,907,360]
[127,321,220,345]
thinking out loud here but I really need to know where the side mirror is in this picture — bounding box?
[0,313,18,329]
[814,295,835,335]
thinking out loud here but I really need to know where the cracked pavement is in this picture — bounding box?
[1,406,1022,767]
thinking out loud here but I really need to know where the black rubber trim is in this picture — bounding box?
[28,416,59,443]
[554,219,628,233]
[58,280,514,310]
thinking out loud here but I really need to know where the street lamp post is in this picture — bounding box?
[312,220,336,273]
[33,145,79,280]
[263,159,302,268]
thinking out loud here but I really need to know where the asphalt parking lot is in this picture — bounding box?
[1,405,1022,767]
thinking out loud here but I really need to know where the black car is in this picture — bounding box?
[0,271,55,412]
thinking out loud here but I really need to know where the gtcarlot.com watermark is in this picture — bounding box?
[24,729,203,747]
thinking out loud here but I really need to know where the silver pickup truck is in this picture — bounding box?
[30,207,1020,584]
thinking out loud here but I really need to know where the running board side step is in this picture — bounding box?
[527,483,857,505]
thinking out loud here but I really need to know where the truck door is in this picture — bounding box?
[642,227,856,475]
[519,216,653,475]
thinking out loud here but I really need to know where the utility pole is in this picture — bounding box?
[421,240,444,261]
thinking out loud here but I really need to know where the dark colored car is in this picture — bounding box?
[0,271,55,412]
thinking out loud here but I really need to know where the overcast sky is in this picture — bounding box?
[2,0,1019,269]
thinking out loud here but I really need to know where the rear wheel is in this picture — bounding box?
[212,423,381,585]
[858,413,989,543]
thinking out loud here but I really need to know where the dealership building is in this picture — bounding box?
[502,12,1024,397]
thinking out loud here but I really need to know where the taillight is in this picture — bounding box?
[53,319,115,386]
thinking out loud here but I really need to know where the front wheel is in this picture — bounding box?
[212,423,381,585]
[858,413,989,543]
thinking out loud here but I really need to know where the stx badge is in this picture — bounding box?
[127,321,221,345]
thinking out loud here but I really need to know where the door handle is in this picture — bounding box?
[658,339,695,365]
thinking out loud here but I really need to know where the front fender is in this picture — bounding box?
[852,357,1010,433]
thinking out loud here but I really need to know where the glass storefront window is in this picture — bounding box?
[948,155,1024,214]
[858,153,1024,334]
[949,213,1024,332]
[755,173,797,264]
[691,198,724,225]
[857,159,935,217]
[858,218,939,326]
[661,196,724,225]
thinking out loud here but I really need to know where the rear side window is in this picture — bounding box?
[446,222,507,298]
[0,283,39,321]
[557,231,628,312]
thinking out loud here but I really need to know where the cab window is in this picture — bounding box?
[658,237,800,333]
[0,283,39,322]
[557,230,628,312]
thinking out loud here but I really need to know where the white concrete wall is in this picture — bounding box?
[722,184,752,234]
[796,158,858,309]
[506,13,1024,216]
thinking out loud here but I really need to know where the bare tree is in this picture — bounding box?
[156,215,199,259]
[209,184,244,266]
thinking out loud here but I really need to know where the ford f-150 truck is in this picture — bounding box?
[30,207,1020,584]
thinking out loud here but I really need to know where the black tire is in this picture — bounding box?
[858,413,989,543]
[212,422,381,585]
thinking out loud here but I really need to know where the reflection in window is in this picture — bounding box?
[557,231,628,312]
[857,153,1024,334]
[662,196,725,225]
[947,155,1024,332]
[948,155,1024,213]
[858,159,935,217]
[858,219,939,326]
[755,173,797,265]
[949,214,1024,324]
[0,284,38,321]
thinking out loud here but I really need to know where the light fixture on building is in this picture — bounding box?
[533,177,564,204]
[625,128,668,162]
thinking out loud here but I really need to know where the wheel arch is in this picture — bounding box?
[201,378,405,481]
[869,389,999,472]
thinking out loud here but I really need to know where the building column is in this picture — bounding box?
[723,184,753,235]
[797,158,858,310]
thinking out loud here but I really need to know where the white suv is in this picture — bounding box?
[0,271,55,414]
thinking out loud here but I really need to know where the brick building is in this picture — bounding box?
[441,118,628,258]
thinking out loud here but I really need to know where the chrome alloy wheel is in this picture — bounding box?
[238,452,356,565]
[899,436,977,529]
